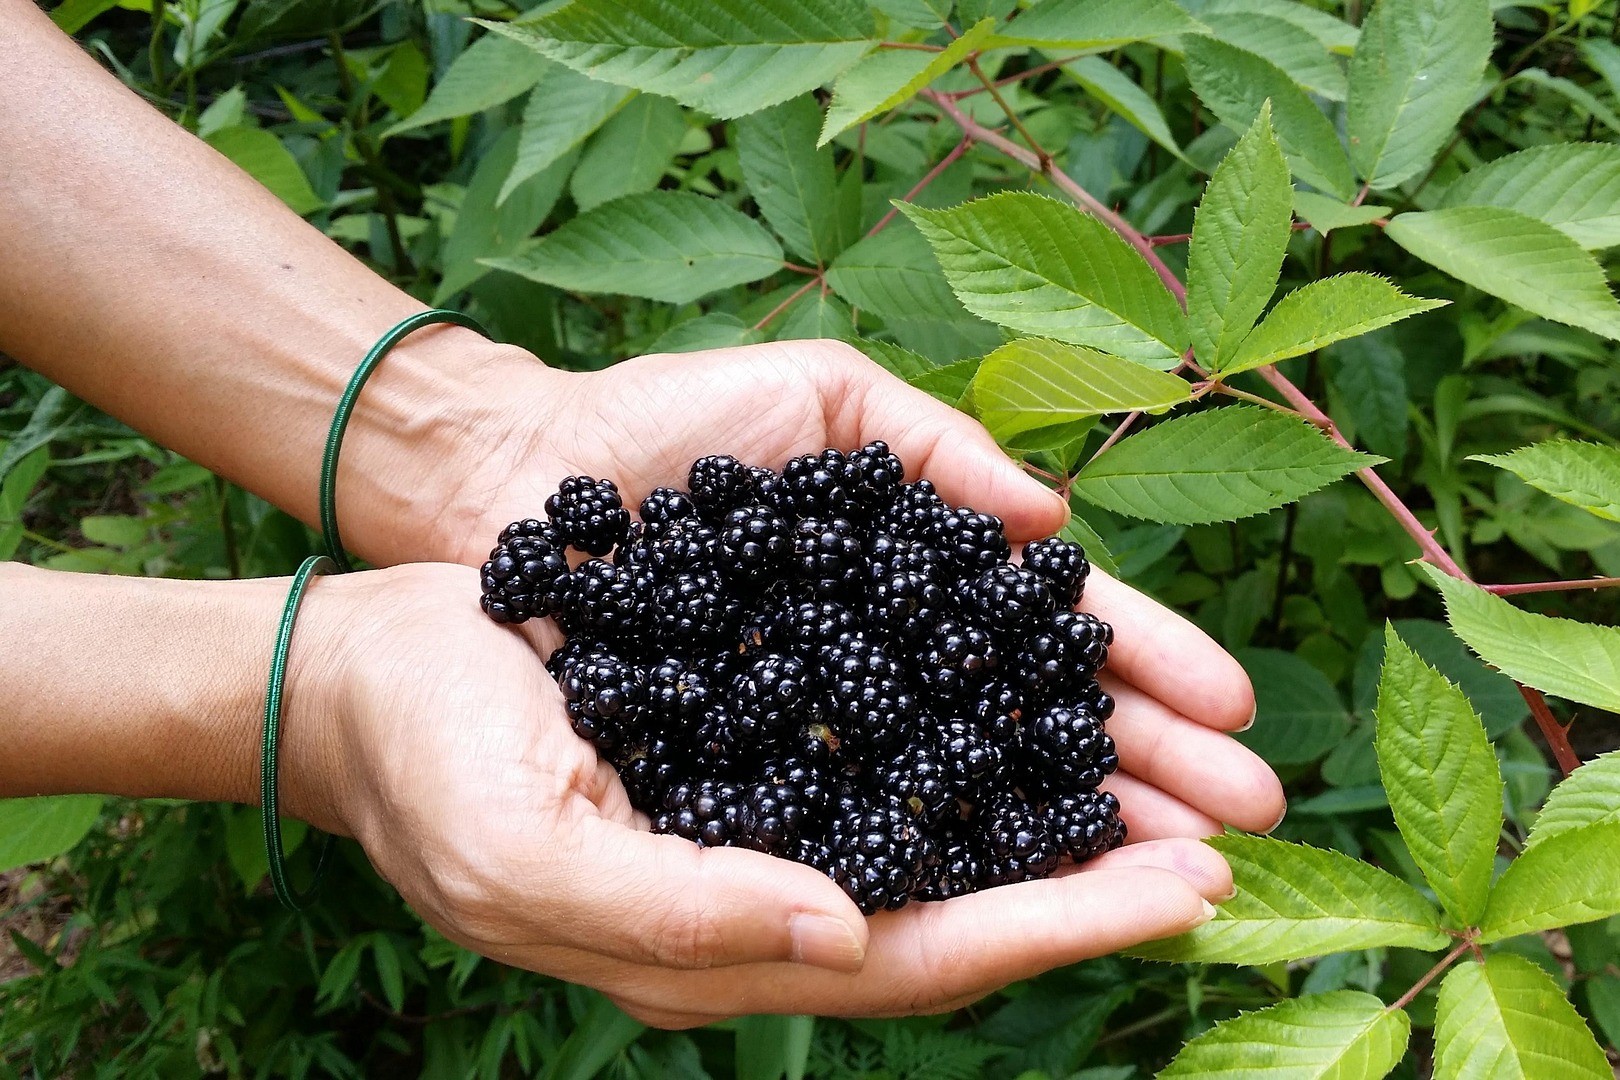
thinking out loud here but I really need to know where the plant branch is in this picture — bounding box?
[752,277,820,331]
[1483,576,1620,596]
[950,54,1083,99]
[868,136,974,237]
[1388,936,1477,1013]
[967,58,1047,165]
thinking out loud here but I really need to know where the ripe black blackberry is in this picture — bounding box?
[978,792,1059,887]
[1047,791,1126,861]
[820,634,916,753]
[933,719,1003,795]
[866,534,949,639]
[792,517,865,596]
[1017,703,1118,794]
[825,793,932,914]
[720,504,790,576]
[563,560,654,649]
[639,487,699,534]
[738,781,810,855]
[965,679,1026,743]
[871,742,956,826]
[914,831,983,901]
[654,780,749,847]
[615,734,683,813]
[917,618,1001,705]
[545,476,631,555]
[733,653,817,735]
[652,568,741,645]
[932,507,1010,572]
[760,755,839,821]
[1023,537,1090,607]
[1074,678,1116,721]
[769,596,863,652]
[557,650,643,754]
[876,479,945,541]
[847,440,905,511]
[765,449,859,520]
[480,521,571,624]
[688,455,759,518]
[1016,611,1114,702]
[617,518,722,573]
[644,657,714,725]
[957,564,1057,640]
[545,635,610,680]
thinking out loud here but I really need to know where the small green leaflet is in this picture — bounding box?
[1224,274,1446,375]
[1346,0,1494,190]
[1183,36,1356,199]
[1188,105,1292,371]
[1471,440,1620,523]
[1386,207,1620,342]
[1441,144,1620,251]
[738,96,849,265]
[972,338,1191,442]
[776,292,856,342]
[819,20,996,146]
[1433,954,1612,1079]
[988,0,1202,49]
[435,130,573,302]
[1073,406,1381,526]
[1062,513,1118,578]
[1196,0,1359,53]
[0,795,104,874]
[824,225,967,320]
[1062,57,1188,164]
[648,313,763,354]
[897,193,1188,363]
[1159,991,1409,1080]
[384,33,549,137]
[1582,38,1620,97]
[476,0,875,121]
[499,68,631,205]
[1418,564,1620,713]
[734,1014,814,1080]
[1479,823,1620,943]
[1524,749,1620,850]
[1292,192,1390,234]
[484,190,783,305]
[1375,626,1503,927]
[1132,834,1449,964]
[539,992,646,1080]
[1512,69,1620,137]
[1196,13,1347,100]
[205,126,323,215]
[1235,648,1351,766]
[570,94,686,212]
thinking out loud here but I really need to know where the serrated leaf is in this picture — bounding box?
[500,68,631,204]
[484,191,783,305]
[1183,35,1355,199]
[1188,105,1291,370]
[1511,68,1620,137]
[205,126,323,215]
[1433,954,1612,1079]
[820,20,996,145]
[897,193,1188,363]
[1132,834,1449,964]
[0,796,104,874]
[1471,440,1620,523]
[825,225,969,320]
[914,356,983,407]
[1197,0,1359,53]
[1479,823,1620,942]
[1061,513,1119,578]
[476,0,875,120]
[1375,626,1503,927]
[1224,274,1446,374]
[1441,144,1620,251]
[1525,750,1620,850]
[436,127,573,303]
[988,0,1202,49]
[1160,990,1409,1079]
[1074,406,1381,526]
[1292,192,1390,234]
[647,313,764,354]
[1063,57,1188,163]
[385,33,548,137]
[1346,0,1493,189]
[739,96,849,264]
[973,338,1191,442]
[1197,12,1347,100]
[570,93,686,212]
[1235,648,1350,765]
[776,292,856,342]
[1386,207,1620,341]
[857,338,942,382]
[1418,564,1620,713]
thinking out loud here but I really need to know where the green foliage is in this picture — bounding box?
[1158,991,1409,1079]
[1471,439,1620,523]
[1433,954,1612,1078]
[0,796,104,874]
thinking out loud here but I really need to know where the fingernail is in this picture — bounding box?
[1196,899,1218,925]
[789,913,866,973]
[1218,885,1238,903]
[1238,706,1257,733]
[1264,802,1288,834]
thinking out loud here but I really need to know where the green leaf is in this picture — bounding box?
[1418,564,1620,713]
[51,0,119,34]
[1471,440,1620,523]
[1346,0,1493,189]
[648,313,764,354]
[1062,513,1119,578]
[738,96,848,264]
[825,225,969,320]
[1479,823,1620,943]
[1235,648,1351,765]
[435,128,573,303]
[1224,274,1446,375]
[373,937,406,1014]
[972,339,1191,442]
[1441,144,1620,251]
[988,0,1202,49]
[1073,406,1382,526]
[204,126,323,215]
[1511,69,1620,137]
[1525,749,1620,850]
[0,796,104,874]
[1187,105,1292,370]
[500,68,631,204]
[1062,56,1188,163]
[1293,192,1391,234]
[541,992,647,1080]
[1197,13,1347,100]
[857,338,941,382]
[1195,0,1359,53]
[384,33,547,136]
[1132,834,1449,964]
[1183,35,1355,199]
[1385,207,1620,341]
[1375,625,1503,927]
[484,191,783,305]
[1433,954,1612,1079]
[477,0,875,120]
[913,356,983,407]
[570,94,686,212]
[1160,991,1409,1079]
[735,1015,814,1080]
[224,806,307,892]
[897,193,1188,363]
[0,446,49,562]
[819,19,996,145]
[776,292,856,342]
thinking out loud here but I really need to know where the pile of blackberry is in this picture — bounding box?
[479,443,1124,913]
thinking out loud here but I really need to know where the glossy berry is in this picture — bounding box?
[934,719,1003,794]
[826,793,932,914]
[733,653,816,734]
[617,518,722,573]
[932,507,1010,572]
[820,635,915,753]
[1018,703,1118,793]
[639,487,699,534]
[872,743,957,826]
[957,564,1057,640]
[978,792,1059,887]
[688,455,758,518]
[770,597,863,652]
[480,520,571,624]
[877,479,946,541]
[546,475,631,555]
[644,657,714,725]
[652,568,741,644]
[1023,537,1090,607]
[866,534,949,639]
[720,504,790,576]
[557,651,643,753]
[847,440,905,511]
[738,781,810,855]
[1048,790,1126,861]
[654,780,749,847]
[766,449,859,520]
[793,517,865,596]
[965,680,1026,743]
[614,734,683,813]
[566,559,652,643]
[917,618,1001,704]
[914,831,982,901]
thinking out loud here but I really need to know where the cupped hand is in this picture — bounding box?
[294,563,1241,1028]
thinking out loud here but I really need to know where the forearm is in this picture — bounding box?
[0,563,347,831]
[0,1,553,566]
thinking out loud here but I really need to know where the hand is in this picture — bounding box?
[296,563,1238,1027]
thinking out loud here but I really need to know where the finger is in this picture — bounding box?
[830,348,1068,540]
[1101,772,1222,841]
[1061,837,1234,901]
[1080,571,1256,730]
[1103,676,1286,834]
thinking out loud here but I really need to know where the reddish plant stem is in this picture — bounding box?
[879,40,945,51]
[1483,576,1620,596]
[967,57,1047,165]
[868,136,974,237]
[782,261,820,275]
[1388,937,1477,1013]
[752,276,820,331]
[950,54,1083,98]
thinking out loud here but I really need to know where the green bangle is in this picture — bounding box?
[319,309,490,572]
[261,554,337,910]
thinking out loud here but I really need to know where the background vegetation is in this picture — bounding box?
[2,0,1619,1075]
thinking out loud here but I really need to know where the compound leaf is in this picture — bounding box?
[972,338,1192,442]
[1225,274,1446,375]
[1470,440,1620,524]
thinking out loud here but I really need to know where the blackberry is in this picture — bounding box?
[966,680,1026,743]
[720,504,790,576]
[765,449,859,520]
[615,734,683,813]
[1017,703,1118,794]
[934,719,1003,794]
[737,781,810,855]
[480,521,571,624]
[644,656,714,726]
[917,619,1001,704]
[565,559,653,644]
[760,755,838,821]
[826,793,932,914]
[957,564,1056,641]
[792,517,865,596]
[639,487,699,533]
[847,440,905,511]
[821,635,916,753]
[866,534,949,639]
[932,507,1010,572]
[871,743,956,826]
[546,476,631,555]
[1023,537,1090,607]
[1074,678,1116,721]
[654,780,749,847]
[1017,611,1114,701]
[693,704,771,773]
[617,518,722,573]
[733,653,817,734]
[978,792,1059,887]
[1047,790,1126,862]
[688,455,758,518]
[557,651,643,753]
[877,479,946,541]
[914,831,983,902]
[652,568,741,645]
[770,596,862,651]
